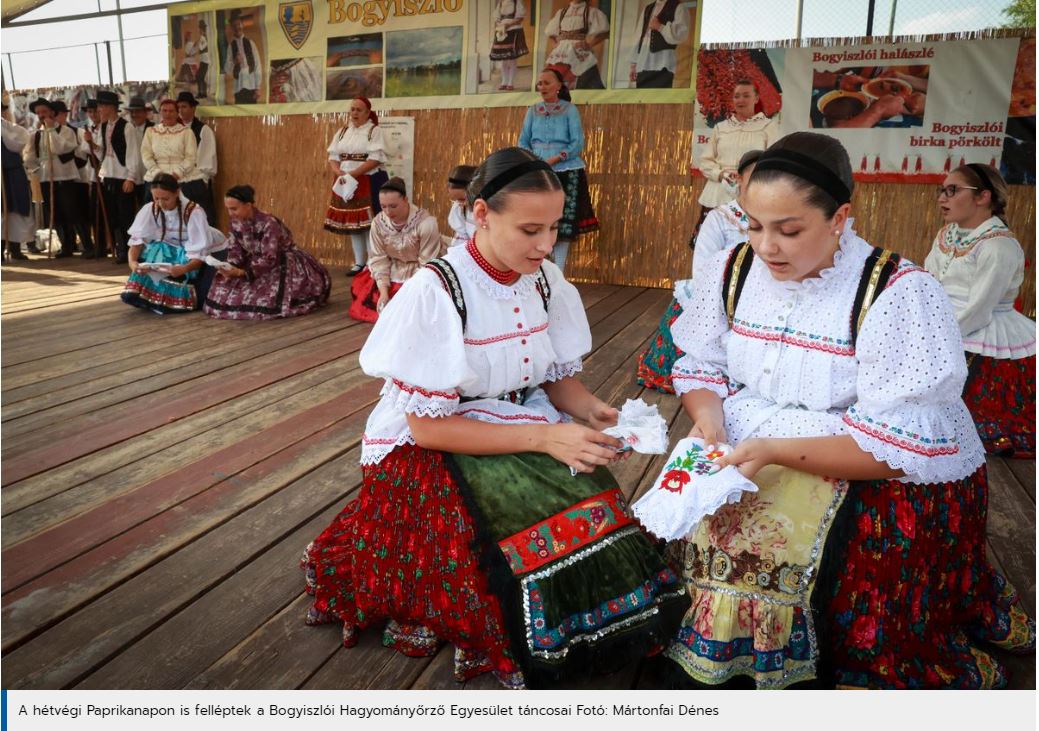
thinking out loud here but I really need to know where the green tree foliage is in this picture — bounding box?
[1002,0,1036,28]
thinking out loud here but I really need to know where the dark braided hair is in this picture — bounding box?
[149,173,186,244]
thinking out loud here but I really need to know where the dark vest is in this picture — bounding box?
[2,137,31,215]
[638,0,681,54]
[100,117,129,169]
[190,117,205,145]
[34,125,77,164]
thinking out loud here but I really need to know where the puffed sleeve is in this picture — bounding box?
[127,203,158,246]
[545,8,561,37]
[954,237,1024,337]
[366,124,387,164]
[670,247,734,397]
[698,125,723,182]
[326,127,343,161]
[416,216,444,265]
[540,260,592,381]
[518,106,535,152]
[367,220,391,289]
[843,266,985,484]
[562,103,585,161]
[923,232,943,277]
[182,203,213,260]
[691,208,727,277]
[360,268,474,416]
[589,7,610,36]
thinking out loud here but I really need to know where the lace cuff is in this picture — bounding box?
[386,379,460,419]
[842,403,985,484]
[360,432,415,466]
[671,365,730,398]
[543,358,583,383]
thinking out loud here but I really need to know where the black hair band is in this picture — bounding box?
[964,163,995,196]
[477,159,555,202]
[753,148,852,205]
[448,176,470,187]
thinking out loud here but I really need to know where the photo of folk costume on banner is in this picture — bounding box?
[218,7,266,105]
[471,1,534,93]
[539,0,612,90]
[269,58,322,103]
[303,147,688,689]
[613,0,695,89]
[171,14,217,103]
[810,65,929,129]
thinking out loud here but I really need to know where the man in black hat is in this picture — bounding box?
[127,96,154,208]
[78,97,108,256]
[24,97,81,257]
[89,89,141,263]
[223,10,263,104]
[176,91,217,224]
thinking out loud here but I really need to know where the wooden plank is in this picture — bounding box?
[1,405,373,654]
[583,288,671,392]
[1,356,359,516]
[584,286,647,329]
[2,379,378,590]
[1004,458,1036,503]
[985,458,1037,618]
[408,646,462,690]
[2,440,365,688]
[303,636,434,691]
[1,325,369,484]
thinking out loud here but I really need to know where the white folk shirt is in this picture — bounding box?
[671,221,985,486]
[198,34,211,64]
[447,200,476,248]
[545,1,610,78]
[127,194,222,258]
[494,0,526,24]
[629,0,691,75]
[695,113,778,208]
[223,34,263,94]
[131,122,151,182]
[924,216,1036,359]
[358,244,591,465]
[99,120,141,183]
[141,123,202,183]
[195,123,218,182]
[691,198,748,278]
[326,120,387,175]
[183,40,199,66]
[77,122,100,184]
[23,124,80,182]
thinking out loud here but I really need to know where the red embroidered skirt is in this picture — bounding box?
[302,444,520,681]
[347,268,402,323]
[324,174,375,233]
[963,353,1035,458]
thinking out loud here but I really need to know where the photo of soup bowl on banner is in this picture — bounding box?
[811,65,928,129]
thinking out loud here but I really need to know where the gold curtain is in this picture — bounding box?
[208,104,1035,316]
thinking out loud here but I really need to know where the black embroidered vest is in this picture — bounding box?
[638,0,681,55]
[100,117,129,168]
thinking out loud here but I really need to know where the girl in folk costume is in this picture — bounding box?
[122,174,226,314]
[303,148,688,689]
[446,164,477,248]
[693,80,778,237]
[636,150,762,394]
[518,67,599,274]
[663,133,1034,690]
[544,0,610,90]
[141,99,204,194]
[204,185,331,321]
[925,164,1036,458]
[324,96,390,276]
[490,0,529,91]
[348,177,443,323]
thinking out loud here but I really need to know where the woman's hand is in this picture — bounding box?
[166,264,186,278]
[218,265,246,278]
[688,419,727,448]
[586,401,619,431]
[721,169,739,186]
[376,286,391,313]
[327,160,342,176]
[540,423,624,474]
[714,437,777,479]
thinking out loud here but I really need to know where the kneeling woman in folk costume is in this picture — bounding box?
[636,149,762,394]
[347,177,443,323]
[203,185,331,320]
[925,164,1035,458]
[303,147,688,689]
[121,173,225,314]
[665,133,1034,689]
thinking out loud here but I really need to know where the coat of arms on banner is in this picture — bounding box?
[279,1,313,50]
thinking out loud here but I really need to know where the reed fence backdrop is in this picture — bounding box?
[208,104,1036,316]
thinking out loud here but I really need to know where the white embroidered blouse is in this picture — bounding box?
[127,194,225,259]
[691,198,749,278]
[358,244,592,465]
[326,121,387,176]
[924,216,1036,360]
[447,200,476,247]
[670,221,985,485]
[695,113,778,209]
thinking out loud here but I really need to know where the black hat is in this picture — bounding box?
[175,91,199,107]
[49,100,69,114]
[81,98,98,111]
[229,9,249,23]
[28,97,53,114]
[127,96,148,110]
[96,89,121,107]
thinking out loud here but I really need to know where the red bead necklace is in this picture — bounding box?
[466,239,518,284]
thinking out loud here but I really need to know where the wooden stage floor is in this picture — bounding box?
[1,256,1034,690]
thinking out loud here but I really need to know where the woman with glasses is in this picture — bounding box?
[925,164,1035,458]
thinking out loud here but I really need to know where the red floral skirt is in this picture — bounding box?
[962,353,1035,458]
[324,174,375,233]
[347,268,402,323]
[635,297,685,394]
[819,467,1035,688]
[302,444,521,685]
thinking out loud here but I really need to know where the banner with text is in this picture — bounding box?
[168,0,701,115]
[692,37,1027,183]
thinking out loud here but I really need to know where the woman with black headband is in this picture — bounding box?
[664,132,1033,689]
[636,149,762,394]
[302,147,687,689]
[121,173,226,313]
[925,163,1035,458]
[518,65,599,274]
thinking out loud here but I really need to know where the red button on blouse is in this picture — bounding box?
[513,307,520,313]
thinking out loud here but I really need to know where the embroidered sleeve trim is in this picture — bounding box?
[842,408,960,457]
[543,358,583,382]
